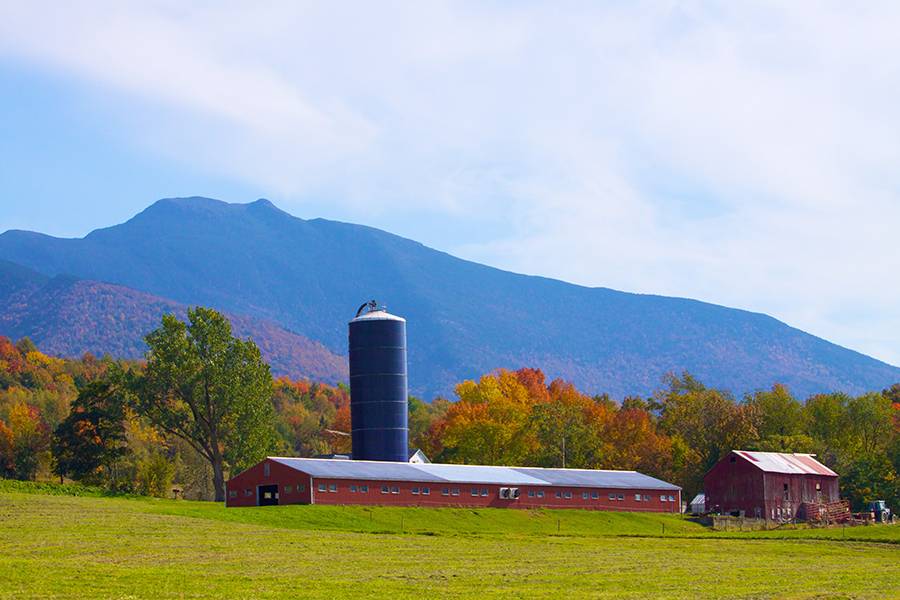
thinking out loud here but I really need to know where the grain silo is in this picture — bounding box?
[348,301,409,462]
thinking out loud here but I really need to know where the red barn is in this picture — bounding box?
[227,457,682,512]
[704,450,839,521]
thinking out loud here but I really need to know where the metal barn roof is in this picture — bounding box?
[733,451,837,476]
[269,457,680,490]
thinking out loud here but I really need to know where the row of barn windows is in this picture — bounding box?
[232,482,675,503]
[231,483,308,498]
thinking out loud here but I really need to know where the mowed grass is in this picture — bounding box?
[0,485,898,599]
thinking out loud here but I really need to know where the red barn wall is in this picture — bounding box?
[704,454,839,519]
[704,455,766,517]
[226,459,313,507]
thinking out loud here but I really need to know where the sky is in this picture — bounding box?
[0,1,898,367]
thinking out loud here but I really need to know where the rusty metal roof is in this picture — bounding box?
[733,451,837,476]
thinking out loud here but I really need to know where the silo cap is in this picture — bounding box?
[350,309,405,323]
[351,300,406,323]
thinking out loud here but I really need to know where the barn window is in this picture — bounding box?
[350,485,357,493]
[555,491,562,498]
[318,483,326,492]
[609,493,616,500]
[617,494,624,501]
[591,491,599,500]
[382,485,389,494]
[244,489,252,497]
[285,485,293,494]
[412,487,420,495]
[783,483,789,500]
[635,494,641,502]
[264,463,270,477]
[563,491,573,499]
[660,495,666,502]
[329,484,337,493]
[360,485,368,493]
[297,484,306,492]
[816,483,821,491]
[391,486,399,494]
[422,487,430,495]
[442,488,450,496]
[582,492,590,500]
[668,495,674,502]
[228,490,237,498]
[528,490,535,498]
[451,488,460,496]
[481,488,489,496]
[471,488,479,497]
[537,490,545,498]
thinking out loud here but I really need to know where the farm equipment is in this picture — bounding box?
[868,500,892,523]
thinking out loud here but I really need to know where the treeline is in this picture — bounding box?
[1,308,897,509]
[412,369,900,509]
[0,309,351,501]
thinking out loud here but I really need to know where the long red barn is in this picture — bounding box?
[227,457,682,512]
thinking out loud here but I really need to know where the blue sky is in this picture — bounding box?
[1,2,898,367]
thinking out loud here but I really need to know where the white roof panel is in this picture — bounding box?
[268,457,680,489]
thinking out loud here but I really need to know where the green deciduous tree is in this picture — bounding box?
[844,392,894,457]
[134,307,275,501]
[655,372,757,496]
[528,382,605,469]
[52,377,129,484]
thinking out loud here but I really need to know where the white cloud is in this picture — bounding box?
[0,1,898,365]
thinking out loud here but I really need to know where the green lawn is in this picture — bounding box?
[0,483,898,599]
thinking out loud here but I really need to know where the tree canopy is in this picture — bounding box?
[135,307,275,501]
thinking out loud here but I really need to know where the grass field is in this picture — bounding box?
[1,482,898,599]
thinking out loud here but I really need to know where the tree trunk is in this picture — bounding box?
[212,453,226,502]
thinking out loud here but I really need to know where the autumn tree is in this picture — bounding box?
[0,420,14,477]
[528,380,607,468]
[438,370,537,465]
[134,308,275,501]
[603,408,674,480]
[6,402,50,480]
[52,378,129,484]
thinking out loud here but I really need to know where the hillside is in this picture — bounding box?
[0,259,347,384]
[1,484,898,599]
[1,197,898,398]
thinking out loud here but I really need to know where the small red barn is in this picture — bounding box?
[704,450,839,521]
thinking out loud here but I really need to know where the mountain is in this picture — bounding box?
[0,259,347,384]
[0,196,897,398]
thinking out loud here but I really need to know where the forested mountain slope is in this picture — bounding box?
[0,259,347,384]
[1,197,897,398]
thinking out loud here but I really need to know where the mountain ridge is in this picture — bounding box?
[0,196,896,399]
[0,259,348,384]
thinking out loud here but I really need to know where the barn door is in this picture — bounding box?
[258,484,279,506]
